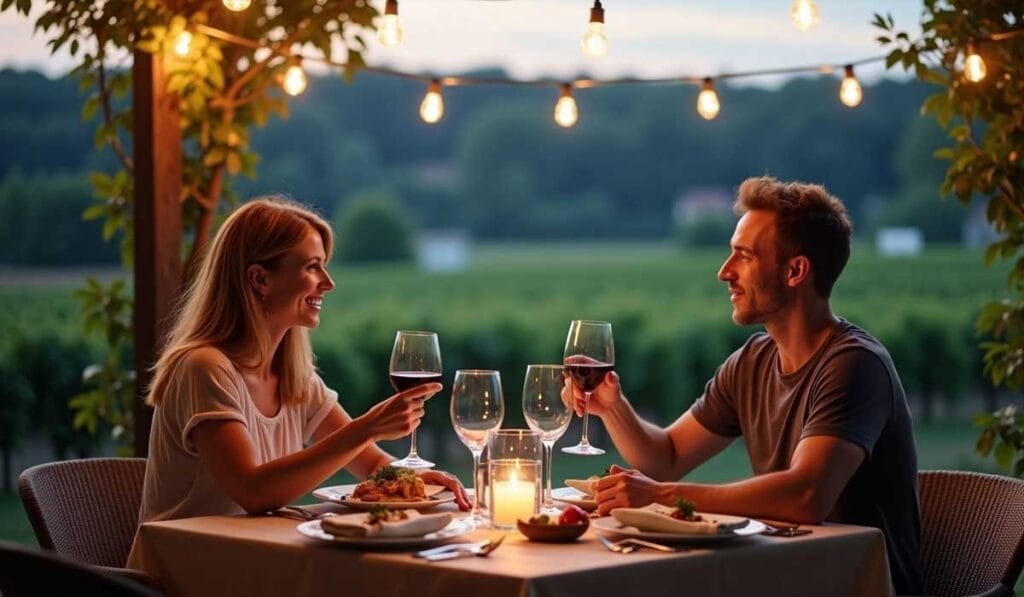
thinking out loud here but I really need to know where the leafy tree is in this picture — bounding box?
[876,2,1024,473]
[1,0,377,451]
[334,190,416,264]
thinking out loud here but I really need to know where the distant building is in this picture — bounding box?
[876,227,924,256]
[417,230,470,272]
[672,186,734,227]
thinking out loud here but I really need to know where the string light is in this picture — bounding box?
[282,59,307,96]
[554,84,578,128]
[839,64,862,107]
[378,0,403,47]
[581,0,608,58]
[419,79,444,124]
[790,0,819,32]
[696,78,720,120]
[173,31,192,57]
[964,45,987,82]
[223,0,251,11]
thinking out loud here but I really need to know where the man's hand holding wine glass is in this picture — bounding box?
[562,355,622,417]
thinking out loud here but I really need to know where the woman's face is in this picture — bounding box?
[262,227,335,331]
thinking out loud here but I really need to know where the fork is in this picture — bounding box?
[617,538,684,553]
[269,506,337,521]
[598,535,637,554]
[422,534,506,561]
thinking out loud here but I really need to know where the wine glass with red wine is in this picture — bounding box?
[389,330,442,469]
[562,320,614,456]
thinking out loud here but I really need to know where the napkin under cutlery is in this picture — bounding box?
[611,504,749,535]
[320,510,453,538]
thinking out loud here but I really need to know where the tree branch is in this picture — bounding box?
[97,60,135,173]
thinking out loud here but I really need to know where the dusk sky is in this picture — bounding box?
[0,2,923,87]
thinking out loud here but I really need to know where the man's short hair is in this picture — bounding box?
[734,176,853,298]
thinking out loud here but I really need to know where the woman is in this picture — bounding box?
[134,196,469,526]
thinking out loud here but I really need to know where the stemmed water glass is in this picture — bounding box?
[562,320,615,456]
[389,330,442,469]
[522,364,572,515]
[450,369,505,527]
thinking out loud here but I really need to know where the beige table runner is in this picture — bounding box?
[129,509,892,597]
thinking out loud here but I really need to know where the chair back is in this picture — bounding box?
[0,540,159,597]
[18,458,147,568]
[919,469,1024,596]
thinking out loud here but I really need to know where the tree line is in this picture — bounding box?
[0,67,965,264]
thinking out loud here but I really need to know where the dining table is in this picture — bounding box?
[127,500,893,597]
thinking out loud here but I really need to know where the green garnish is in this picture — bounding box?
[673,498,696,519]
[367,504,391,525]
[369,465,415,482]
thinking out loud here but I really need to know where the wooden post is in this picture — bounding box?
[133,50,182,457]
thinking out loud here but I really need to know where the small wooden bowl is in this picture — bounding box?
[516,519,589,543]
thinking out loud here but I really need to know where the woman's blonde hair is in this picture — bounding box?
[148,196,334,406]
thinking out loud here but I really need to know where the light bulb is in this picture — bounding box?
[839,65,862,107]
[554,84,578,128]
[282,63,307,96]
[173,31,192,57]
[581,1,608,58]
[420,80,444,124]
[964,49,987,83]
[378,0,403,47]
[223,0,251,11]
[790,0,819,32]
[696,78,720,120]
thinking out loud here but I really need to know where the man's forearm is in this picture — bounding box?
[602,396,679,480]
[659,470,825,524]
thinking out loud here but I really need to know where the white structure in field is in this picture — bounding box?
[876,227,924,256]
[417,230,470,272]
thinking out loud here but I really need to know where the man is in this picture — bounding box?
[571,176,922,594]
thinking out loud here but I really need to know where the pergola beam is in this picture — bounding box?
[132,50,182,457]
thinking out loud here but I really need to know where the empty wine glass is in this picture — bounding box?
[389,330,442,469]
[522,364,572,515]
[562,320,614,456]
[450,369,505,527]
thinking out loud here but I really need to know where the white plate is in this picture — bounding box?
[551,487,597,512]
[312,484,455,511]
[296,515,474,548]
[592,514,766,544]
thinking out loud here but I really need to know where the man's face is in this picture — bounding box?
[717,211,789,326]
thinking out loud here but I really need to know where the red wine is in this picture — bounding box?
[390,371,443,392]
[565,362,614,393]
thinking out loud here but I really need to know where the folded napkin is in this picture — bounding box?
[564,478,597,496]
[611,503,749,535]
[320,510,453,538]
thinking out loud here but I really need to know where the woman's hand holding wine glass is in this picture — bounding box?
[358,382,441,441]
[389,330,442,469]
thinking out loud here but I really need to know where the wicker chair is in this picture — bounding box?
[0,540,159,597]
[17,458,159,590]
[919,470,1024,597]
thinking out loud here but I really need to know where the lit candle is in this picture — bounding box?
[491,469,537,527]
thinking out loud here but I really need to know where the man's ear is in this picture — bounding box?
[786,255,812,288]
[247,263,270,300]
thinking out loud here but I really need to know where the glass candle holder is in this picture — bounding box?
[487,429,541,530]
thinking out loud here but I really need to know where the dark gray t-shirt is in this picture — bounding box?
[690,319,923,595]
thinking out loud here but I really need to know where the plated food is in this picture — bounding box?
[595,501,765,544]
[298,511,471,548]
[320,505,453,538]
[353,465,427,502]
